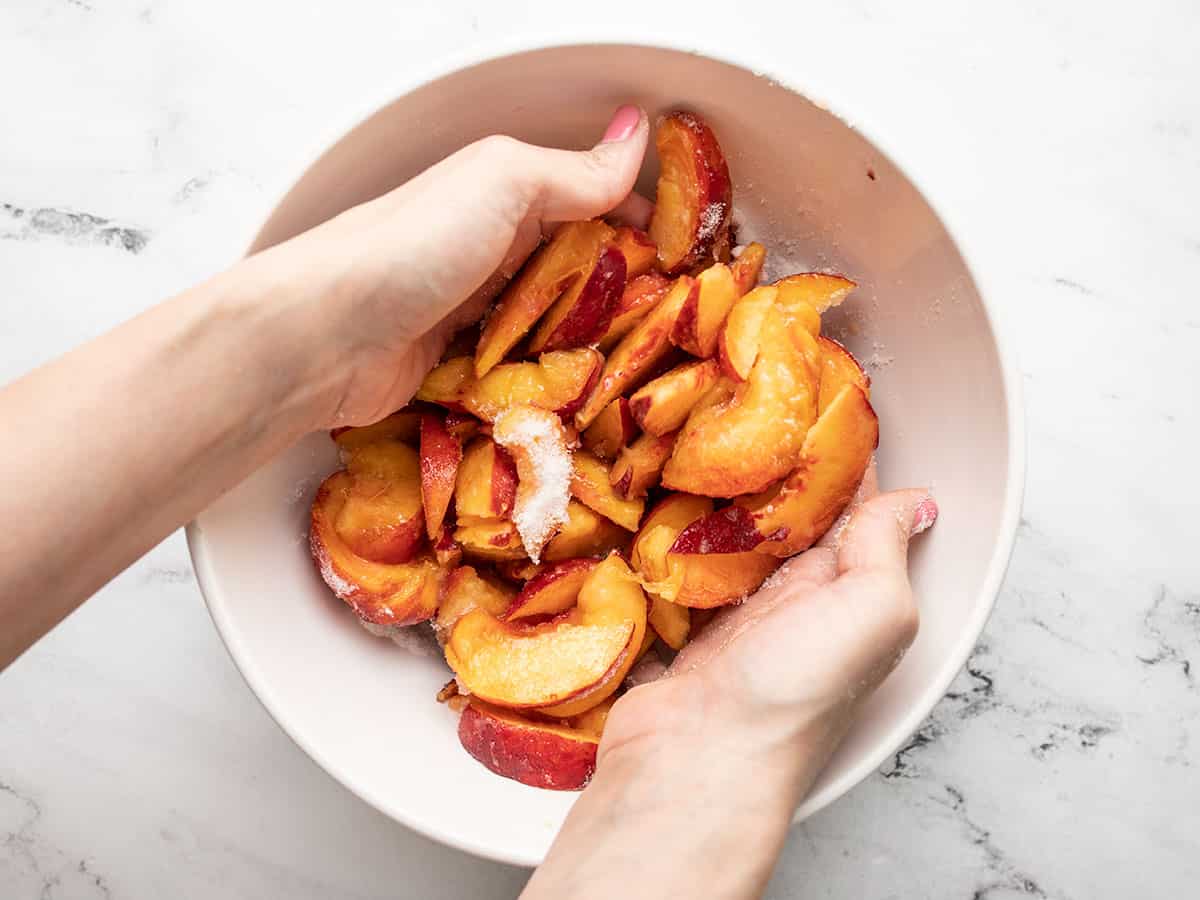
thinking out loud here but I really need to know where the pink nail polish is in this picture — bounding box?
[910,497,939,536]
[600,105,641,143]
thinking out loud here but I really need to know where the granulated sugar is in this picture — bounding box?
[492,406,572,563]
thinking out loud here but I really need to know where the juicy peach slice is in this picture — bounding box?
[730,242,766,295]
[774,272,857,315]
[575,276,696,429]
[672,263,739,358]
[458,700,599,791]
[435,565,515,642]
[648,112,732,274]
[716,285,820,382]
[331,410,421,452]
[610,226,658,278]
[571,450,645,531]
[455,437,517,520]
[743,383,879,556]
[663,303,822,497]
[433,526,463,569]
[505,558,600,620]
[334,442,424,565]
[569,695,616,740]
[445,554,646,712]
[597,272,672,351]
[648,596,690,650]
[631,493,711,583]
[475,219,615,376]
[493,405,573,561]
[420,349,602,422]
[582,398,637,460]
[496,558,545,582]
[419,414,461,540]
[610,430,677,500]
[528,245,627,353]
[543,500,629,561]
[817,336,871,415]
[310,472,443,625]
[454,517,527,561]
[629,359,721,436]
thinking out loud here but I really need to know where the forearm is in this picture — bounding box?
[0,246,338,666]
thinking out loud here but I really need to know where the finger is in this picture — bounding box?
[817,456,878,549]
[607,190,655,230]
[837,488,936,577]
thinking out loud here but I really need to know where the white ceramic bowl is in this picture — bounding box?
[188,41,1024,867]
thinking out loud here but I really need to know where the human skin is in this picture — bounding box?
[0,104,934,898]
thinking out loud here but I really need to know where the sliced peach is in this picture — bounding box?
[671,263,739,358]
[629,359,721,436]
[331,410,421,452]
[435,565,515,641]
[636,626,658,661]
[528,245,627,353]
[569,696,616,740]
[730,242,766,294]
[445,554,646,713]
[610,226,658,278]
[458,700,599,791]
[581,398,637,460]
[648,112,732,274]
[575,276,696,429]
[420,349,602,422]
[310,472,443,625]
[505,558,600,620]
[597,272,672,351]
[717,286,777,381]
[492,405,574,561]
[454,517,527,561]
[333,442,424,564]
[817,336,870,416]
[455,437,517,520]
[631,493,711,583]
[663,303,822,497]
[610,430,678,500]
[648,596,690,650]
[444,411,480,444]
[433,526,463,569]
[774,272,857,315]
[496,558,546,582]
[475,219,615,376]
[571,450,645,531]
[543,500,630,561]
[419,414,461,540]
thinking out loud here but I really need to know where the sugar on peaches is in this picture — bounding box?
[308,110,879,791]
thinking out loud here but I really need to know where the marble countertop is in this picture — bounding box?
[2,1,1196,897]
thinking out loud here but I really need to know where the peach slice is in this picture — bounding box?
[527,245,627,353]
[310,472,443,625]
[610,226,658,278]
[493,405,573,562]
[581,397,637,460]
[455,437,517,520]
[571,450,645,531]
[569,696,616,740]
[419,414,462,540]
[475,219,615,376]
[419,349,602,422]
[629,359,721,436]
[648,112,732,274]
[435,565,515,642]
[330,410,421,452]
[457,700,599,791]
[454,517,527,561]
[496,558,546,582]
[610,430,677,500]
[542,500,629,561]
[774,272,857,315]
[333,442,425,565]
[574,275,696,429]
[433,526,463,569]
[817,336,870,416]
[730,242,766,295]
[716,284,820,382]
[663,303,823,497]
[671,262,739,358]
[648,596,690,650]
[445,554,646,713]
[505,558,600,620]
[631,493,711,582]
[597,272,672,351]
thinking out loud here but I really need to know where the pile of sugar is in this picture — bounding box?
[491,406,572,563]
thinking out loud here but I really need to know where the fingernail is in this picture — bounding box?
[600,105,641,144]
[910,497,939,536]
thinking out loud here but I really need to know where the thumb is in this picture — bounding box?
[837,489,938,578]
[506,105,650,222]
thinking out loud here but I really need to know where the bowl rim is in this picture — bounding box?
[186,33,1027,868]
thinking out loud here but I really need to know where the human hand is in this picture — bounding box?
[248,105,651,430]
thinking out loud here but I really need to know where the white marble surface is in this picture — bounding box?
[1,1,1197,897]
